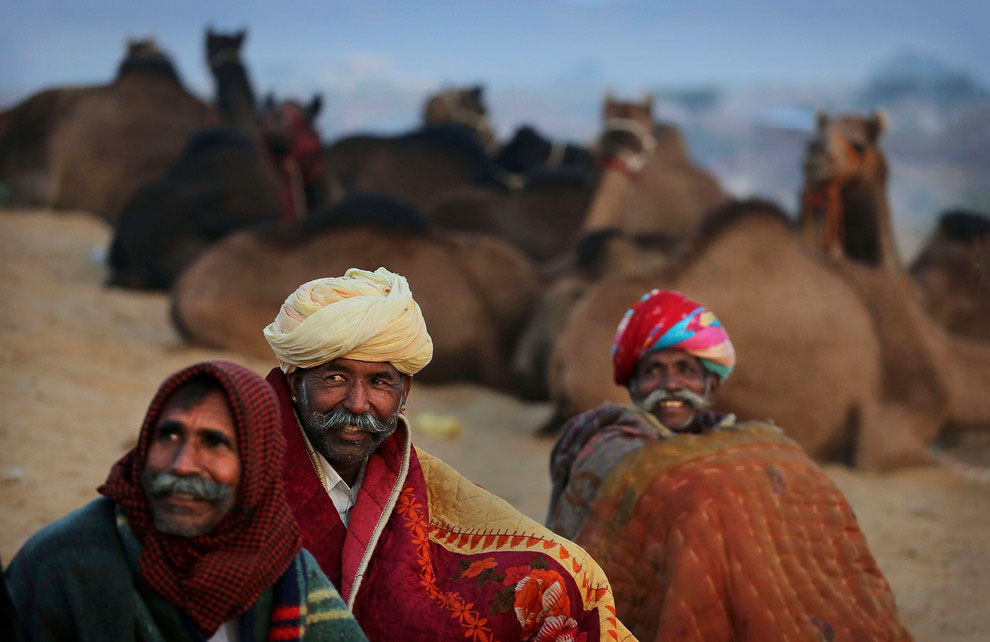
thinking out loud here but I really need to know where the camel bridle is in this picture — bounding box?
[802,129,878,255]
[597,117,657,176]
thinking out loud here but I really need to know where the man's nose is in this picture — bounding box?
[344,382,370,415]
[170,441,203,476]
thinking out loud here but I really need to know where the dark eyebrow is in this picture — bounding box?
[199,427,236,449]
[154,419,182,434]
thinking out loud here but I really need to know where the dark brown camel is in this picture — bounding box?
[107,30,326,289]
[0,38,218,220]
[910,209,989,342]
[321,86,495,212]
[169,194,539,390]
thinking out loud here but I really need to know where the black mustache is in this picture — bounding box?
[141,469,234,503]
[309,406,396,435]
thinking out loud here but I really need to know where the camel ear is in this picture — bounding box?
[816,109,829,131]
[603,90,615,114]
[307,94,323,121]
[867,110,887,141]
[262,92,275,112]
[235,30,246,47]
[469,85,484,101]
[643,92,654,115]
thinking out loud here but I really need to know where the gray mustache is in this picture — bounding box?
[141,469,234,503]
[309,406,396,435]
[637,388,710,413]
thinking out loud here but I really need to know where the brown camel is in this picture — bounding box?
[0,38,218,220]
[169,195,539,390]
[909,209,989,342]
[545,199,990,470]
[582,94,727,240]
[798,110,901,271]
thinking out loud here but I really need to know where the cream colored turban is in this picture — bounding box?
[263,267,433,375]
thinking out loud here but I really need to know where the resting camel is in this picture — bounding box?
[910,209,989,342]
[170,194,539,390]
[798,110,900,271]
[0,38,217,220]
[422,84,497,152]
[107,30,324,289]
[322,86,495,212]
[545,198,990,470]
[582,94,727,240]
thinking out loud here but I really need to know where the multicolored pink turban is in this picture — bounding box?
[612,289,735,386]
[263,267,433,375]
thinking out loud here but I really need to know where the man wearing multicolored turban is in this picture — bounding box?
[547,290,912,642]
[262,267,634,642]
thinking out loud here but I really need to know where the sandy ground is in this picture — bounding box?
[1,209,988,641]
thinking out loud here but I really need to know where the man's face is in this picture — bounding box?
[630,348,719,432]
[142,389,240,537]
[289,358,410,474]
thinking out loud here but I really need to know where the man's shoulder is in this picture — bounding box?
[413,448,581,550]
[12,497,119,564]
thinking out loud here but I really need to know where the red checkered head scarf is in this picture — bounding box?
[612,289,736,387]
[99,360,301,636]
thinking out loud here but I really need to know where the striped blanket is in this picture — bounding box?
[547,404,913,642]
[4,497,366,641]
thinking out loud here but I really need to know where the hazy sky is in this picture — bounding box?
[2,0,987,138]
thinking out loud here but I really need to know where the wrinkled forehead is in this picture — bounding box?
[635,348,704,373]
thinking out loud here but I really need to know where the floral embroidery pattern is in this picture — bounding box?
[396,487,496,642]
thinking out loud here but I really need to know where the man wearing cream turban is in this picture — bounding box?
[546,290,910,641]
[262,268,634,642]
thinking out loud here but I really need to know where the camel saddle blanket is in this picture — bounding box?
[547,403,913,642]
[268,369,634,642]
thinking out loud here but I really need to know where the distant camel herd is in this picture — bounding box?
[0,29,986,470]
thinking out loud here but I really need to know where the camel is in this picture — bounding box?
[582,94,727,240]
[798,110,901,271]
[321,86,495,212]
[169,194,540,390]
[107,30,324,290]
[479,124,594,192]
[422,85,497,152]
[545,198,990,470]
[0,38,218,220]
[909,209,989,342]
[205,28,257,131]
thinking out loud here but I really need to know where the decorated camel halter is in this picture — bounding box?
[598,117,657,176]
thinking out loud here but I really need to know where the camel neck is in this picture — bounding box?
[582,164,635,232]
[212,62,257,132]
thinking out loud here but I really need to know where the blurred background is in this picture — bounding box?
[3,0,988,261]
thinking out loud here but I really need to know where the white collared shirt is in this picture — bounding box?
[314,452,367,528]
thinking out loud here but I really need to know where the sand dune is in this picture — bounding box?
[1,209,988,641]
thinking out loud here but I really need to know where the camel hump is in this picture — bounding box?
[694,197,794,241]
[115,39,181,84]
[938,209,990,242]
[305,193,431,235]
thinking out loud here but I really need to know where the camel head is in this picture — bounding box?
[422,85,496,150]
[803,110,887,187]
[798,110,895,265]
[258,93,323,156]
[595,93,657,175]
[206,27,247,70]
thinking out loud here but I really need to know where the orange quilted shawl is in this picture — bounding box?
[550,413,912,642]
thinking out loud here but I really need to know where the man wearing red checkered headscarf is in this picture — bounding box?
[5,360,366,642]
